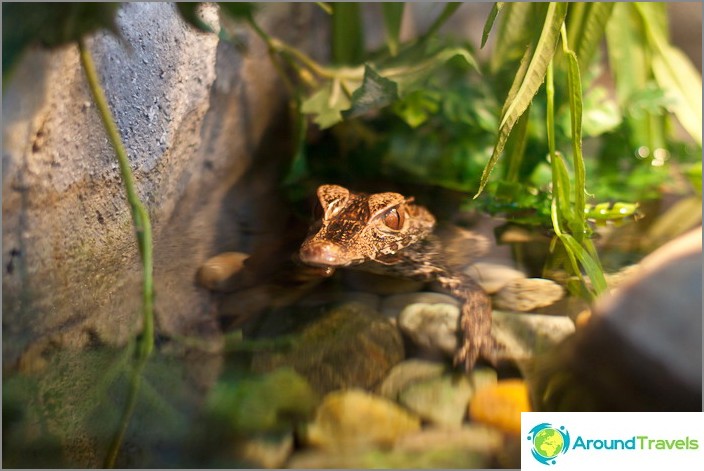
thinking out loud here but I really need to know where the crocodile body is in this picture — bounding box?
[299,184,494,370]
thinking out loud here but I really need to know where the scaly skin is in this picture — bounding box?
[299,184,494,370]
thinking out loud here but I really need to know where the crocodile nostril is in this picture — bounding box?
[299,241,346,266]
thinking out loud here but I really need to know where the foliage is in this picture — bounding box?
[225,2,700,298]
[2,2,701,467]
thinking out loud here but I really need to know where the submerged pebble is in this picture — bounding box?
[304,389,421,449]
[468,379,531,435]
[251,302,404,395]
[397,301,461,358]
[493,278,565,311]
[398,374,474,428]
[464,262,527,294]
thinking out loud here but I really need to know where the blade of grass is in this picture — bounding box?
[481,2,504,48]
[382,2,405,56]
[419,2,462,41]
[476,2,567,197]
[331,2,363,65]
[489,2,534,74]
[635,3,702,145]
[568,2,614,69]
[561,25,587,237]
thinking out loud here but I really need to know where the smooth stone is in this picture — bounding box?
[290,424,500,468]
[491,310,576,363]
[464,262,527,294]
[528,227,702,412]
[196,251,249,291]
[381,292,459,319]
[236,432,294,469]
[304,389,421,450]
[395,424,503,455]
[250,302,405,395]
[493,278,565,311]
[468,367,499,393]
[398,374,474,428]
[468,379,530,435]
[397,302,461,358]
[287,446,491,469]
[377,359,448,400]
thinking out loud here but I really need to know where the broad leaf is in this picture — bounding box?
[343,65,399,119]
[301,80,354,129]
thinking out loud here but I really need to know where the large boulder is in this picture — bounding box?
[2,3,327,368]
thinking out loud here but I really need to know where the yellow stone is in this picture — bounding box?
[468,379,531,435]
[305,389,421,449]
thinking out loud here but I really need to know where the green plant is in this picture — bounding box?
[223,2,700,299]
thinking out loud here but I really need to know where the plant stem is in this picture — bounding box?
[79,39,155,467]
[78,40,154,361]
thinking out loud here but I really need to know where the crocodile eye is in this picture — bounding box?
[382,207,404,230]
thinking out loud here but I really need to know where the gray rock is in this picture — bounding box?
[493,278,565,311]
[381,292,459,318]
[250,302,405,395]
[397,301,461,358]
[465,261,527,294]
[491,310,576,363]
[398,374,474,428]
[2,3,329,369]
[377,359,448,400]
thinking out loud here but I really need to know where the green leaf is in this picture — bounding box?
[564,47,586,229]
[476,2,568,197]
[552,151,573,224]
[382,3,405,56]
[176,3,210,32]
[481,2,504,49]
[567,2,614,70]
[585,201,640,223]
[2,2,120,77]
[489,2,535,75]
[343,65,399,120]
[633,3,702,145]
[419,2,462,41]
[558,233,607,295]
[392,89,441,128]
[650,46,702,146]
[384,43,479,95]
[218,1,257,19]
[605,3,653,150]
[331,2,363,65]
[301,80,353,129]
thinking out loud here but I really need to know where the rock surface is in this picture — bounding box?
[2,3,328,368]
[303,389,421,449]
[250,302,405,395]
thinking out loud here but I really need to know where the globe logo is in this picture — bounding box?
[527,423,571,465]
